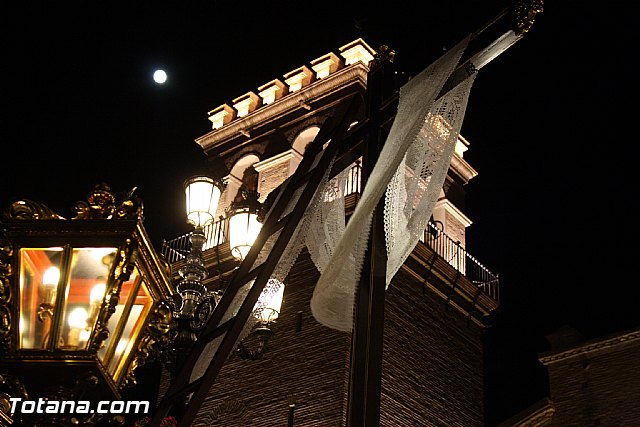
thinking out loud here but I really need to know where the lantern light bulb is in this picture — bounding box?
[90,283,106,304]
[68,307,89,329]
[42,266,60,288]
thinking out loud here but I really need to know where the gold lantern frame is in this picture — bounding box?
[0,184,173,426]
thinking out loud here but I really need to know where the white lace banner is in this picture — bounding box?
[309,36,475,332]
[385,72,477,283]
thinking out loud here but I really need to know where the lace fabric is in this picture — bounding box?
[385,73,477,283]
[306,168,366,331]
[309,36,475,332]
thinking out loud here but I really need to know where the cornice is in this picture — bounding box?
[449,150,478,184]
[539,328,640,365]
[195,63,369,151]
[435,198,472,228]
[253,149,301,172]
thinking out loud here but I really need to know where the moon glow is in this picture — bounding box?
[153,69,167,84]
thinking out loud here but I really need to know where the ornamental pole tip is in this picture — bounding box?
[514,0,544,36]
[371,44,396,69]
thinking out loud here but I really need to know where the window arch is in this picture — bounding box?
[292,126,320,155]
[230,154,260,182]
[226,154,260,208]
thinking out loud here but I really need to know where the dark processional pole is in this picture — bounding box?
[345,45,398,427]
[345,2,543,426]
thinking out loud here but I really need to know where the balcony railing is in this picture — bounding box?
[422,222,499,301]
[161,217,227,264]
[161,162,499,301]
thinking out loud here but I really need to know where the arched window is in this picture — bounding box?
[226,154,260,208]
[292,126,320,156]
[288,126,321,176]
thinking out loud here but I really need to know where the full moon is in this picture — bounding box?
[153,69,167,84]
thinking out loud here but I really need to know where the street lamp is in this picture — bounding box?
[227,188,262,262]
[165,170,284,363]
[233,278,285,360]
[184,176,221,231]
[0,184,173,427]
[165,176,223,365]
[175,176,221,321]
[225,177,285,359]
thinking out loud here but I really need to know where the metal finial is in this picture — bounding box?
[514,0,544,36]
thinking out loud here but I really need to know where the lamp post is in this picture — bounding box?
[175,176,221,319]
[159,176,222,377]
[160,168,284,368]
[0,184,173,427]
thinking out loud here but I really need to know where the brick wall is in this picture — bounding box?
[195,252,351,427]
[445,210,466,248]
[190,251,486,426]
[257,161,291,203]
[381,268,484,427]
[544,335,640,426]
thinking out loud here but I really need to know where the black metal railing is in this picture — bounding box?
[344,159,362,195]
[161,161,499,301]
[421,222,499,301]
[161,217,227,264]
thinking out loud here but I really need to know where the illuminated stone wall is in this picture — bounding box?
[189,249,487,426]
[540,328,640,426]
[194,252,350,426]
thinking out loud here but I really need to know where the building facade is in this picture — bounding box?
[496,325,640,427]
[161,38,500,426]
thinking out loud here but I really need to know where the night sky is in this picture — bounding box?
[3,1,637,425]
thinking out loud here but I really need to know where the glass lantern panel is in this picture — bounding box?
[185,177,220,228]
[228,210,261,260]
[257,279,285,323]
[109,278,153,382]
[18,248,64,349]
[57,247,117,351]
[98,266,140,364]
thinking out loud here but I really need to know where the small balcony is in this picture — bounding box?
[161,162,499,302]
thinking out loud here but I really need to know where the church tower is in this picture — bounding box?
[161,38,499,426]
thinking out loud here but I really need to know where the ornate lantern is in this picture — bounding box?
[164,175,223,369]
[227,166,262,262]
[175,176,222,320]
[223,167,287,359]
[0,184,173,426]
[227,192,262,262]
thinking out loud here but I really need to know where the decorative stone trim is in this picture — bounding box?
[208,104,235,130]
[200,39,377,141]
[232,92,261,118]
[455,135,470,157]
[339,38,376,67]
[196,63,369,151]
[258,79,287,105]
[310,52,342,79]
[450,139,478,184]
[252,149,298,173]
[283,65,314,93]
[434,199,473,229]
[539,329,640,364]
